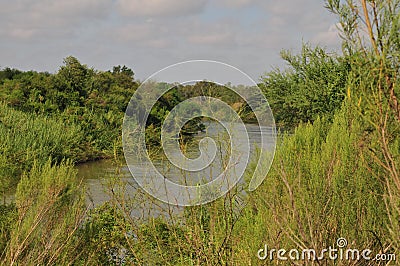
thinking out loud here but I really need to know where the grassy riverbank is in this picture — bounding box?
[1,0,399,265]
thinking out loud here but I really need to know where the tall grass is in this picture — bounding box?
[1,0,398,263]
[79,102,395,265]
[232,107,390,264]
[0,103,88,265]
[1,160,86,265]
[0,102,85,196]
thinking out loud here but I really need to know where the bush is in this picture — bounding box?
[260,44,350,128]
[232,108,389,264]
[1,160,85,265]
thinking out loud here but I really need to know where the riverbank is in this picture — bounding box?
[1,3,400,262]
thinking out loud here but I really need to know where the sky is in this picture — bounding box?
[0,0,342,83]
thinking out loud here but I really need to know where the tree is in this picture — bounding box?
[260,44,350,127]
[55,56,92,107]
[0,68,22,83]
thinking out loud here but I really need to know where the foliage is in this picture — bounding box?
[0,102,87,194]
[78,193,242,265]
[77,203,132,265]
[0,57,138,160]
[97,1,399,264]
[0,203,17,256]
[1,0,399,264]
[1,160,86,265]
[260,44,350,128]
[326,0,400,250]
[232,110,390,264]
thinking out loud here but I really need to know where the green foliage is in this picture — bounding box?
[130,217,188,265]
[261,44,350,128]
[232,109,388,263]
[1,0,399,261]
[0,103,86,194]
[0,203,17,255]
[0,57,139,160]
[0,59,257,159]
[0,68,23,84]
[78,203,132,265]
[1,160,85,265]
[327,0,400,250]
[79,203,188,265]
[228,2,400,263]
[76,189,244,265]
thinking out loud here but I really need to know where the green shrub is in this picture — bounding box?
[232,108,389,264]
[260,44,350,128]
[1,160,85,265]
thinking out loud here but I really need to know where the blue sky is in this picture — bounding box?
[0,0,342,83]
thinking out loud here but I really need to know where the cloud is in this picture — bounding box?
[188,32,235,46]
[32,0,110,18]
[0,0,112,39]
[312,23,342,47]
[0,0,343,82]
[8,28,37,40]
[259,0,339,48]
[117,0,208,17]
[264,0,332,28]
[215,0,258,8]
[111,23,173,48]
[185,19,237,46]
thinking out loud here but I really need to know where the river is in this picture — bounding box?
[77,121,275,209]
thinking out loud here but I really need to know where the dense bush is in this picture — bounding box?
[260,44,350,128]
[232,108,389,263]
[1,160,85,265]
[78,1,400,264]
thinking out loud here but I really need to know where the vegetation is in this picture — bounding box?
[0,0,399,265]
[2,160,85,265]
[0,103,86,197]
[0,57,138,160]
[260,44,350,128]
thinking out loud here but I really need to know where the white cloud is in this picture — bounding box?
[8,28,37,39]
[215,0,258,8]
[265,0,332,27]
[184,19,237,46]
[117,0,207,17]
[0,0,343,81]
[32,0,110,17]
[188,32,235,45]
[312,23,342,47]
[111,23,172,48]
[0,0,112,39]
